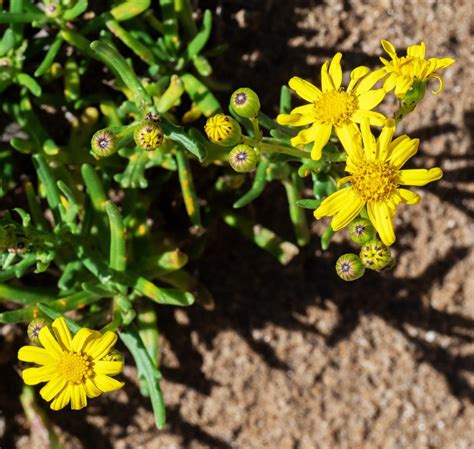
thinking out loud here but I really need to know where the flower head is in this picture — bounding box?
[277,53,387,160]
[335,253,365,281]
[204,114,242,147]
[380,40,455,97]
[314,118,443,246]
[228,144,259,173]
[18,317,124,410]
[134,120,164,151]
[230,88,261,118]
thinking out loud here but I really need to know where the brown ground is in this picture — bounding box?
[2,0,474,448]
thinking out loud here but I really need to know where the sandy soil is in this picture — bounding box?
[2,0,473,448]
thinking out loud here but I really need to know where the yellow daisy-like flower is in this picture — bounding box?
[380,40,455,97]
[314,118,443,246]
[277,52,387,160]
[18,317,124,410]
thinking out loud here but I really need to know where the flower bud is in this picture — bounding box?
[359,239,393,271]
[44,2,62,18]
[348,218,376,245]
[134,120,164,151]
[230,88,260,118]
[335,253,365,281]
[27,318,50,344]
[91,129,118,158]
[204,114,242,147]
[228,144,259,173]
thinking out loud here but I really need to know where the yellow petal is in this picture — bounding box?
[22,365,56,385]
[291,104,316,116]
[94,361,124,376]
[383,73,398,92]
[331,194,365,231]
[398,168,443,186]
[354,69,386,94]
[70,384,87,410]
[407,42,425,58]
[359,117,377,160]
[348,66,370,91]
[38,326,63,358]
[321,61,335,92]
[314,187,354,219]
[87,331,118,360]
[72,328,98,353]
[394,77,413,97]
[40,377,66,402]
[381,40,398,60]
[377,119,396,160]
[396,188,421,204]
[291,123,321,146]
[388,137,419,168]
[335,122,363,160]
[18,346,57,365]
[52,318,72,351]
[429,73,444,94]
[288,76,321,102]
[352,109,386,127]
[84,378,102,398]
[433,57,455,70]
[50,385,72,411]
[310,124,332,160]
[367,202,396,246]
[357,89,386,111]
[93,374,124,393]
[328,52,343,89]
[277,113,314,127]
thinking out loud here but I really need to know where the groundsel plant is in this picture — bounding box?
[204,40,454,280]
[0,0,454,437]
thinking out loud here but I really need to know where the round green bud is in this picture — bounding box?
[204,114,242,147]
[335,253,365,281]
[91,129,118,158]
[359,239,393,271]
[134,120,164,151]
[228,144,259,173]
[348,218,377,245]
[230,88,261,118]
[27,318,50,344]
[44,2,63,18]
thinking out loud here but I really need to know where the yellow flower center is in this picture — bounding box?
[351,161,398,202]
[314,89,358,127]
[57,352,93,384]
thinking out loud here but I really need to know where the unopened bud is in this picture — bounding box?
[348,218,376,245]
[44,2,62,18]
[228,144,259,173]
[204,114,242,146]
[27,318,50,344]
[134,120,164,151]
[335,253,365,281]
[359,239,393,271]
[91,129,118,158]
[230,88,260,118]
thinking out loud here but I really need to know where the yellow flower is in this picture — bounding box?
[314,119,443,246]
[277,53,387,160]
[18,317,124,410]
[380,40,455,97]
